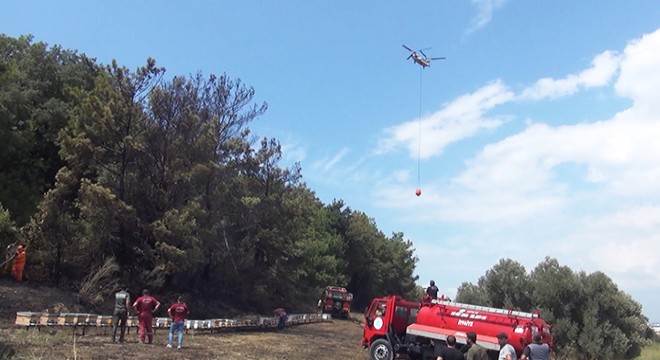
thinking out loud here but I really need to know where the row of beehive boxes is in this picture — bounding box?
[15,312,330,329]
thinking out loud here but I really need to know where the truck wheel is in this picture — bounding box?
[369,339,394,360]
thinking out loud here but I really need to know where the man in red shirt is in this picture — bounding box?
[166,296,190,349]
[132,289,161,344]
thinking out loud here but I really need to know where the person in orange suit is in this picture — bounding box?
[11,244,26,281]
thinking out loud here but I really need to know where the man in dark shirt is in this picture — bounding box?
[112,285,130,343]
[465,332,489,360]
[426,280,439,299]
[436,335,464,360]
[520,333,551,360]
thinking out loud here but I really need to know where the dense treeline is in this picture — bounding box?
[456,258,653,360]
[0,34,419,315]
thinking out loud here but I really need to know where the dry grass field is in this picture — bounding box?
[0,320,366,360]
[0,279,366,359]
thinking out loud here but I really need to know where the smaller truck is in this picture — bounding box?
[320,286,353,319]
[362,295,553,360]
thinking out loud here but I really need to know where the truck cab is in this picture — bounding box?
[362,296,434,360]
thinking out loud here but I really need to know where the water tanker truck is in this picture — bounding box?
[362,295,553,360]
[320,286,353,319]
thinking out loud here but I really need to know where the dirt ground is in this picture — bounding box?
[0,279,367,360]
[1,321,367,359]
[0,278,91,321]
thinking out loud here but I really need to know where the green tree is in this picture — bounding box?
[41,59,165,288]
[0,203,21,248]
[2,33,421,318]
[455,281,489,305]
[377,232,419,299]
[290,187,348,305]
[324,202,420,309]
[458,257,651,359]
[0,34,98,224]
[22,168,81,284]
[575,271,649,359]
[343,211,385,307]
[480,258,532,310]
[529,257,583,355]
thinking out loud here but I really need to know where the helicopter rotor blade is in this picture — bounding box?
[431,57,446,60]
[407,54,413,60]
[402,44,413,52]
[419,49,428,58]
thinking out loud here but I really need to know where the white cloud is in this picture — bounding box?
[582,206,660,277]
[376,81,514,159]
[374,30,660,222]
[305,147,380,191]
[580,51,621,87]
[444,110,660,224]
[467,0,509,34]
[309,147,350,174]
[391,170,411,183]
[280,140,306,164]
[518,50,620,101]
[376,29,660,318]
[449,29,660,301]
[615,29,660,114]
[322,147,349,172]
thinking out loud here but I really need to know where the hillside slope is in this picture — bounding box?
[0,278,94,326]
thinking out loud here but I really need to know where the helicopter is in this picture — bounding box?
[402,44,446,68]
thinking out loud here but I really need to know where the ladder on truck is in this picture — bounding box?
[431,299,539,319]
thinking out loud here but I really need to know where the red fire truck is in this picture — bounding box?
[362,295,553,360]
[320,286,353,319]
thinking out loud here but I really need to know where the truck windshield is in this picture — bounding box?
[329,292,345,300]
[370,301,387,317]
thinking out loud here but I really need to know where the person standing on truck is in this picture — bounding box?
[435,335,464,360]
[497,332,517,360]
[112,284,131,343]
[132,289,161,344]
[426,280,439,299]
[520,333,551,360]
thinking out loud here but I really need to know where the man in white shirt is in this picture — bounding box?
[497,332,517,360]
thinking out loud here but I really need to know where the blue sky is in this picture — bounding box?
[3,1,660,321]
